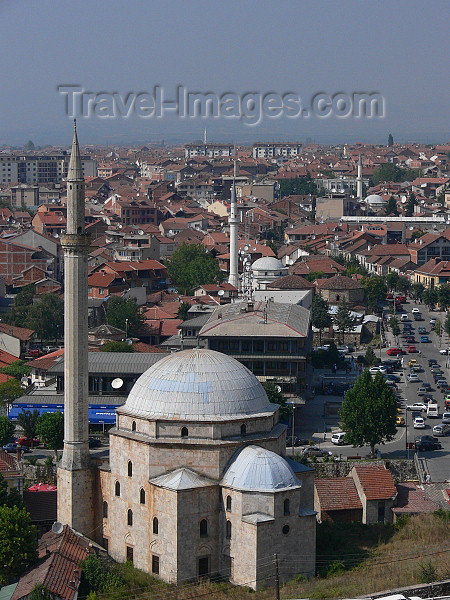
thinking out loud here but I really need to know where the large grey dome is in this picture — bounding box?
[122,349,277,421]
[221,445,300,491]
[366,193,387,205]
[252,256,285,271]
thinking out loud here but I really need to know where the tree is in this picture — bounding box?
[438,284,450,311]
[100,341,134,352]
[29,584,54,600]
[0,473,23,509]
[166,243,224,295]
[265,239,278,257]
[0,360,31,380]
[36,412,64,460]
[364,346,379,367]
[411,228,425,241]
[311,292,332,345]
[23,140,35,151]
[278,175,317,197]
[396,276,411,295]
[445,313,450,338]
[2,285,36,327]
[0,505,38,584]
[410,282,425,301]
[435,319,441,337]
[0,378,24,406]
[334,300,357,344]
[384,196,398,216]
[177,302,192,321]
[389,316,400,339]
[26,293,64,342]
[262,382,292,422]
[422,288,438,308]
[340,371,397,456]
[405,193,417,217]
[361,276,387,313]
[16,409,40,445]
[388,133,394,147]
[0,417,15,447]
[385,272,399,292]
[304,271,325,282]
[105,296,143,336]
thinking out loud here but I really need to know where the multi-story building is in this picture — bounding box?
[184,143,236,159]
[0,154,97,185]
[252,142,302,159]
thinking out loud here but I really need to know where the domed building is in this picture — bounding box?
[251,256,288,290]
[365,193,387,212]
[98,349,316,589]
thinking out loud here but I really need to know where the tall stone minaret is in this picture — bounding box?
[356,155,363,200]
[57,121,94,535]
[228,161,239,290]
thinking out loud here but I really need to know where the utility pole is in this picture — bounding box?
[274,554,280,600]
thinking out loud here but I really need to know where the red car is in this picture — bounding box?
[396,295,406,303]
[18,437,41,447]
[408,345,418,353]
[387,348,405,356]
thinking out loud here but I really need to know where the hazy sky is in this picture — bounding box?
[1,0,449,146]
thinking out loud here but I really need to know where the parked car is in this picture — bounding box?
[412,308,420,313]
[2,443,30,453]
[428,358,438,366]
[300,446,332,457]
[407,402,428,412]
[18,436,41,447]
[430,318,436,326]
[413,416,426,429]
[422,382,432,390]
[439,348,450,355]
[417,387,429,396]
[387,347,405,356]
[414,314,424,321]
[400,314,408,322]
[407,345,418,353]
[27,348,43,358]
[405,336,416,344]
[331,432,347,445]
[385,374,400,383]
[420,336,431,343]
[396,416,405,426]
[418,327,427,334]
[442,412,450,423]
[88,438,102,449]
[415,435,441,451]
[407,373,420,382]
[408,359,418,367]
[409,365,423,373]
[436,379,448,389]
[370,366,388,375]
[432,423,450,436]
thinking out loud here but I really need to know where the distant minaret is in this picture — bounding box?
[228,161,239,290]
[203,127,207,145]
[356,155,363,200]
[58,121,94,535]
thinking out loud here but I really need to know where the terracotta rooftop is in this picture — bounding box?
[353,465,397,500]
[315,274,363,290]
[315,478,362,511]
[392,482,439,515]
[266,274,315,290]
[0,322,34,341]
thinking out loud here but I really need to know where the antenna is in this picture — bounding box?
[52,521,64,534]
[111,378,124,389]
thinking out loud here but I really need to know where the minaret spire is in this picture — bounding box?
[356,154,363,200]
[228,160,239,290]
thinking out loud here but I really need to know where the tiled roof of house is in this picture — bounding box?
[266,275,315,290]
[0,349,18,367]
[415,258,450,276]
[315,478,362,510]
[392,482,439,515]
[353,465,397,500]
[0,322,34,341]
[315,275,363,290]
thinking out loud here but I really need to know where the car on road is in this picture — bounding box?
[370,366,388,375]
[407,345,418,353]
[417,386,430,396]
[442,412,450,423]
[387,347,405,356]
[418,327,427,334]
[407,373,420,382]
[407,402,428,412]
[385,374,400,383]
[408,358,418,366]
[432,423,450,436]
[414,314,424,321]
[88,438,102,448]
[300,446,333,458]
[413,416,426,428]
[396,416,405,426]
[2,443,30,453]
[18,437,41,447]
[405,336,416,344]
[415,435,442,451]
[420,336,431,343]
[331,432,347,445]
[409,365,422,374]
[412,308,420,313]
[439,348,450,355]
[428,358,438,366]
[436,379,448,389]
[430,318,436,326]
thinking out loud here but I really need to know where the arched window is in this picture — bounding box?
[127,509,133,526]
[284,499,290,516]
[336,294,340,301]
[226,520,232,539]
[153,517,159,534]
[140,488,146,504]
[115,481,120,497]
[199,519,208,538]
[128,461,133,477]
[181,427,188,438]
[226,495,232,511]
[132,421,136,432]
[240,424,247,436]
[103,501,108,518]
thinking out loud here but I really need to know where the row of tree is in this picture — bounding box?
[0,410,64,459]
[312,293,357,345]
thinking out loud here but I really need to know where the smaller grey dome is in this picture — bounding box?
[252,256,286,271]
[366,194,387,205]
[221,445,300,491]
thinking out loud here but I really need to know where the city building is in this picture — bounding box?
[0,153,96,185]
[252,143,302,159]
[184,144,236,159]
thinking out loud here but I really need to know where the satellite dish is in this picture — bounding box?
[218,289,225,296]
[275,385,282,393]
[52,521,64,534]
[53,233,59,238]
[252,247,257,251]
[111,378,124,389]
[244,245,250,252]
[137,229,144,235]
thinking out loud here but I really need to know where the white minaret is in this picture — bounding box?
[356,155,363,200]
[57,121,94,535]
[228,161,239,290]
[203,127,207,145]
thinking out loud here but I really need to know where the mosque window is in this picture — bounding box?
[152,555,160,575]
[240,424,247,436]
[140,489,146,504]
[282,525,290,535]
[200,519,208,538]
[226,520,232,539]
[103,501,108,518]
[284,499,290,516]
[132,421,136,432]
[153,517,159,534]
[126,546,133,562]
[128,461,133,477]
[226,495,232,511]
[127,509,133,526]
[181,427,188,438]
[115,481,120,497]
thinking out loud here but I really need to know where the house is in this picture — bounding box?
[194,283,238,303]
[0,323,35,358]
[408,231,450,265]
[315,275,365,306]
[414,257,450,288]
[289,256,345,278]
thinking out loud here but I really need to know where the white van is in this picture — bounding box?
[400,314,408,322]
[331,432,347,445]
[427,403,439,418]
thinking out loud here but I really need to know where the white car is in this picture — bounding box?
[432,423,450,436]
[407,373,419,382]
[412,308,420,313]
[439,348,450,355]
[442,412,450,423]
[413,416,426,428]
[430,318,436,325]
[407,402,428,412]
[370,366,388,375]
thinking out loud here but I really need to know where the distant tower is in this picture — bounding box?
[57,121,94,535]
[203,127,207,145]
[356,155,363,200]
[228,161,239,290]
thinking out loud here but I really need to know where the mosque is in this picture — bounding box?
[57,124,316,590]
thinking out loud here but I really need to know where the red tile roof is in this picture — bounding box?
[353,465,397,500]
[0,349,18,367]
[393,482,438,515]
[0,322,34,341]
[315,478,362,510]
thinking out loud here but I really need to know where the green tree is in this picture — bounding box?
[384,196,398,216]
[166,243,224,295]
[36,412,64,460]
[26,293,64,342]
[364,346,379,367]
[388,133,394,147]
[361,276,387,313]
[385,272,399,292]
[311,292,332,345]
[23,140,35,151]
[339,371,397,456]
[303,271,325,282]
[411,228,425,241]
[372,163,404,185]
[29,584,54,600]
[0,378,24,406]
[177,302,192,321]
[334,300,357,344]
[445,313,450,338]
[410,282,425,301]
[0,504,38,584]
[422,288,438,307]
[262,382,292,422]
[438,284,450,311]
[16,409,40,445]
[405,193,417,217]
[389,316,400,339]
[0,360,31,380]
[435,319,441,337]
[265,239,278,257]
[396,276,411,294]
[105,296,143,336]
[0,473,23,509]
[100,341,134,352]
[2,285,36,327]
[278,174,317,197]
[0,417,15,447]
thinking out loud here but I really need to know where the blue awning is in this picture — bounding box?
[8,406,63,419]
[9,404,118,424]
[88,408,116,424]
